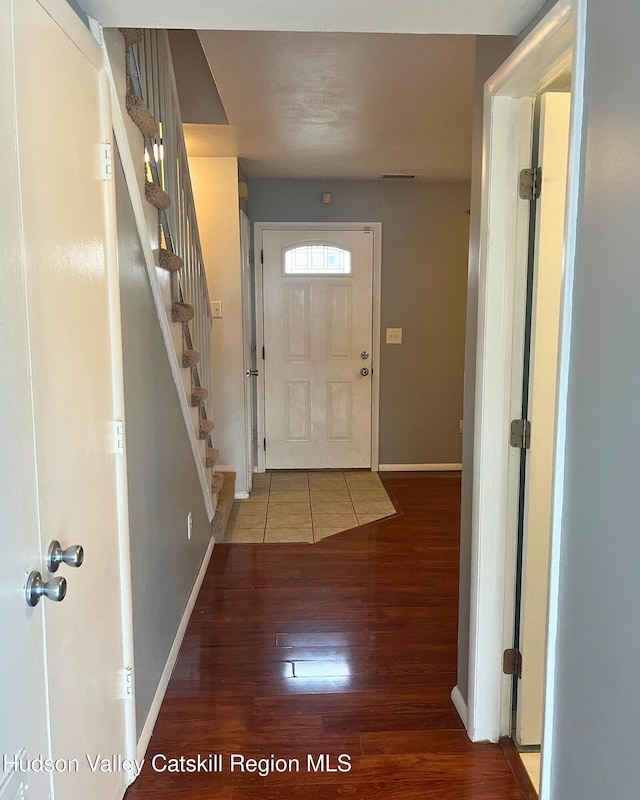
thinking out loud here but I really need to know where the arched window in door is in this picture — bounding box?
[283,243,352,275]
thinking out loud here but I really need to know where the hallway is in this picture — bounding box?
[125,473,523,799]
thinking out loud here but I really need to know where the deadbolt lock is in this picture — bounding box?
[360,351,370,360]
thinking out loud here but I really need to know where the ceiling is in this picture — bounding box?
[185,32,477,181]
[80,0,545,36]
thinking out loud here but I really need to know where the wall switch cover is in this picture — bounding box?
[211,300,222,318]
[386,327,403,344]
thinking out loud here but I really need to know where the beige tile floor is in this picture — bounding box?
[519,752,541,793]
[223,471,396,544]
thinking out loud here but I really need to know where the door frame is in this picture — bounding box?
[253,222,382,473]
[464,0,585,797]
[239,209,255,494]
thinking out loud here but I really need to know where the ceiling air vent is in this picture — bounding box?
[380,173,417,180]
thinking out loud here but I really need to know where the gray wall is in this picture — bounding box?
[115,156,212,737]
[550,2,640,796]
[249,178,470,466]
[457,35,518,704]
[168,31,229,125]
[65,0,90,25]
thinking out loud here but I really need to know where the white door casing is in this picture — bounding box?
[262,229,375,469]
[464,10,585,800]
[516,92,571,747]
[8,0,134,797]
[240,210,255,494]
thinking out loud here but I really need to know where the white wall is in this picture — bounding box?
[189,156,249,493]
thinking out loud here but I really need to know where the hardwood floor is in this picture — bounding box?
[125,472,524,799]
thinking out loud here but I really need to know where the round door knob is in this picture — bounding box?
[360,367,370,377]
[25,571,67,607]
[47,540,84,572]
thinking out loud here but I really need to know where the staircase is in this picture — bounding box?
[103,27,230,531]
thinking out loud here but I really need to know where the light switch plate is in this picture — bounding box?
[386,327,403,344]
[211,300,222,318]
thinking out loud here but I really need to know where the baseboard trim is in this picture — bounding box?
[235,491,249,500]
[136,534,216,761]
[451,685,469,728]
[379,463,463,472]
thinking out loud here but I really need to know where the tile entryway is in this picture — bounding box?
[223,471,396,543]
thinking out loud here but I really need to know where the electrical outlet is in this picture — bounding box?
[187,511,193,540]
[386,327,403,344]
[211,300,222,318]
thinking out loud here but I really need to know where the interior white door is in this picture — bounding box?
[12,1,132,797]
[262,229,374,469]
[0,1,50,796]
[240,211,255,492]
[516,92,571,746]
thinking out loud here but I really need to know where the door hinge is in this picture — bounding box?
[100,142,114,181]
[262,345,265,360]
[519,167,541,200]
[260,249,264,264]
[503,648,523,678]
[112,420,125,454]
[263,438,266,452]
[510,418,531,449]
[118,666,134,699]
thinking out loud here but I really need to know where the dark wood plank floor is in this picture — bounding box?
[125,472,524,799]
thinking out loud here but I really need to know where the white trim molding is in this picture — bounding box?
[467,9,584,797]
[136,534,216,762]
[253,222,382,473]
[379,463,462,472]
[451,686,469,728]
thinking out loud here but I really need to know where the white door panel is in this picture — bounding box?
[10,0,131,797]
[0,1,50,795]
[263,230,374,469]
[517,93,571,747]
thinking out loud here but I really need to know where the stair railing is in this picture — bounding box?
[127,30,213,427]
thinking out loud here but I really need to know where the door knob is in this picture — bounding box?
[360,367,370,376]
[25,571,67,607]
[47,540,84,572]
[246,369,259,377]
[360,351,370,360]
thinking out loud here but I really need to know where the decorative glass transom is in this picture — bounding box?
[284,244,352,275]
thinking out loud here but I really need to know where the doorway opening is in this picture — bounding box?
[254,222,382,473]
[510,84,572,794]
[466,2,585,800]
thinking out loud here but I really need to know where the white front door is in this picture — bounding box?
[516,92,571,747]
[262,229,374,469]
[3,1,133,798]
